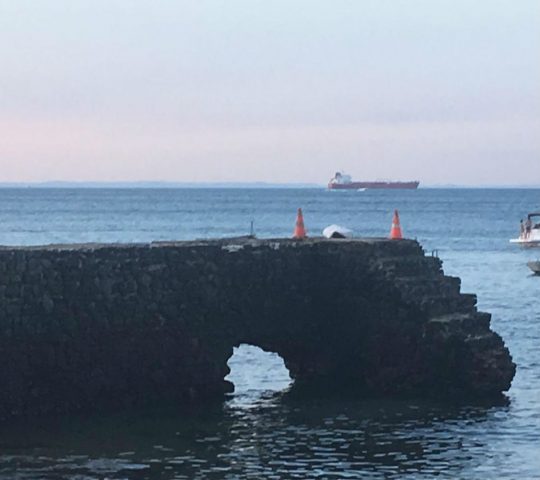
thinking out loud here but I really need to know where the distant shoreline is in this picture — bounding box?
[0,182,539,189]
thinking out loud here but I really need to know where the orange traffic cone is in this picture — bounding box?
[293,208,307,239]
[389,209,403,239]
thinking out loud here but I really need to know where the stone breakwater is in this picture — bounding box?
[0,238,515,419]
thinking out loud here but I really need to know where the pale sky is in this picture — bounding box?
[0,0,539,185]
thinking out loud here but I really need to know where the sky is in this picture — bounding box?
[0,0,539,185]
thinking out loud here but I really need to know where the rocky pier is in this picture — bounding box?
[0,237,515,419]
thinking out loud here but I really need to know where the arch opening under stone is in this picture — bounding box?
[225,344,293,401]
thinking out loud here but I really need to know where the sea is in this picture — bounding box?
[0,187,539,479]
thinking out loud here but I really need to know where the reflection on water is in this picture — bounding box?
[0,346,525,480]
[0,395,515,479]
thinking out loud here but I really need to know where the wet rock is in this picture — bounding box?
[41,294,54,314]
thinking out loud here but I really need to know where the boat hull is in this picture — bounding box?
[527,261,540,274]
[510,239,540,246]
[328,181,419,190]
[510,230,540,246]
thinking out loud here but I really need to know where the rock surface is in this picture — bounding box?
[0,237,515,419]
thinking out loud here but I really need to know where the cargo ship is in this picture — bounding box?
[328,172,419,190]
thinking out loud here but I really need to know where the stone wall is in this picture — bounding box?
[0,238,515,419]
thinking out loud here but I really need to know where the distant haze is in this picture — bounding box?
[0,0,539,185]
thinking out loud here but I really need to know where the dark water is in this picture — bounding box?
[0,188,539,479]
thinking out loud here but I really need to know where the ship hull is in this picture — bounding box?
[328,181,419,190]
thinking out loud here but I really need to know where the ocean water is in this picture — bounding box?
[0,187,539,479]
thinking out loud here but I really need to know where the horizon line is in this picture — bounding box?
[1,181,540,189]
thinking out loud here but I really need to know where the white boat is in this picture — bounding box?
[527,261,540,274]
[510,213,540,246]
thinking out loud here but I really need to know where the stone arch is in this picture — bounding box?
[0,237,515,420]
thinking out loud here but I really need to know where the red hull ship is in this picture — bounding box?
[328,172,419,190]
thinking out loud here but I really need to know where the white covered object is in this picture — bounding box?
[323,224,353,239]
